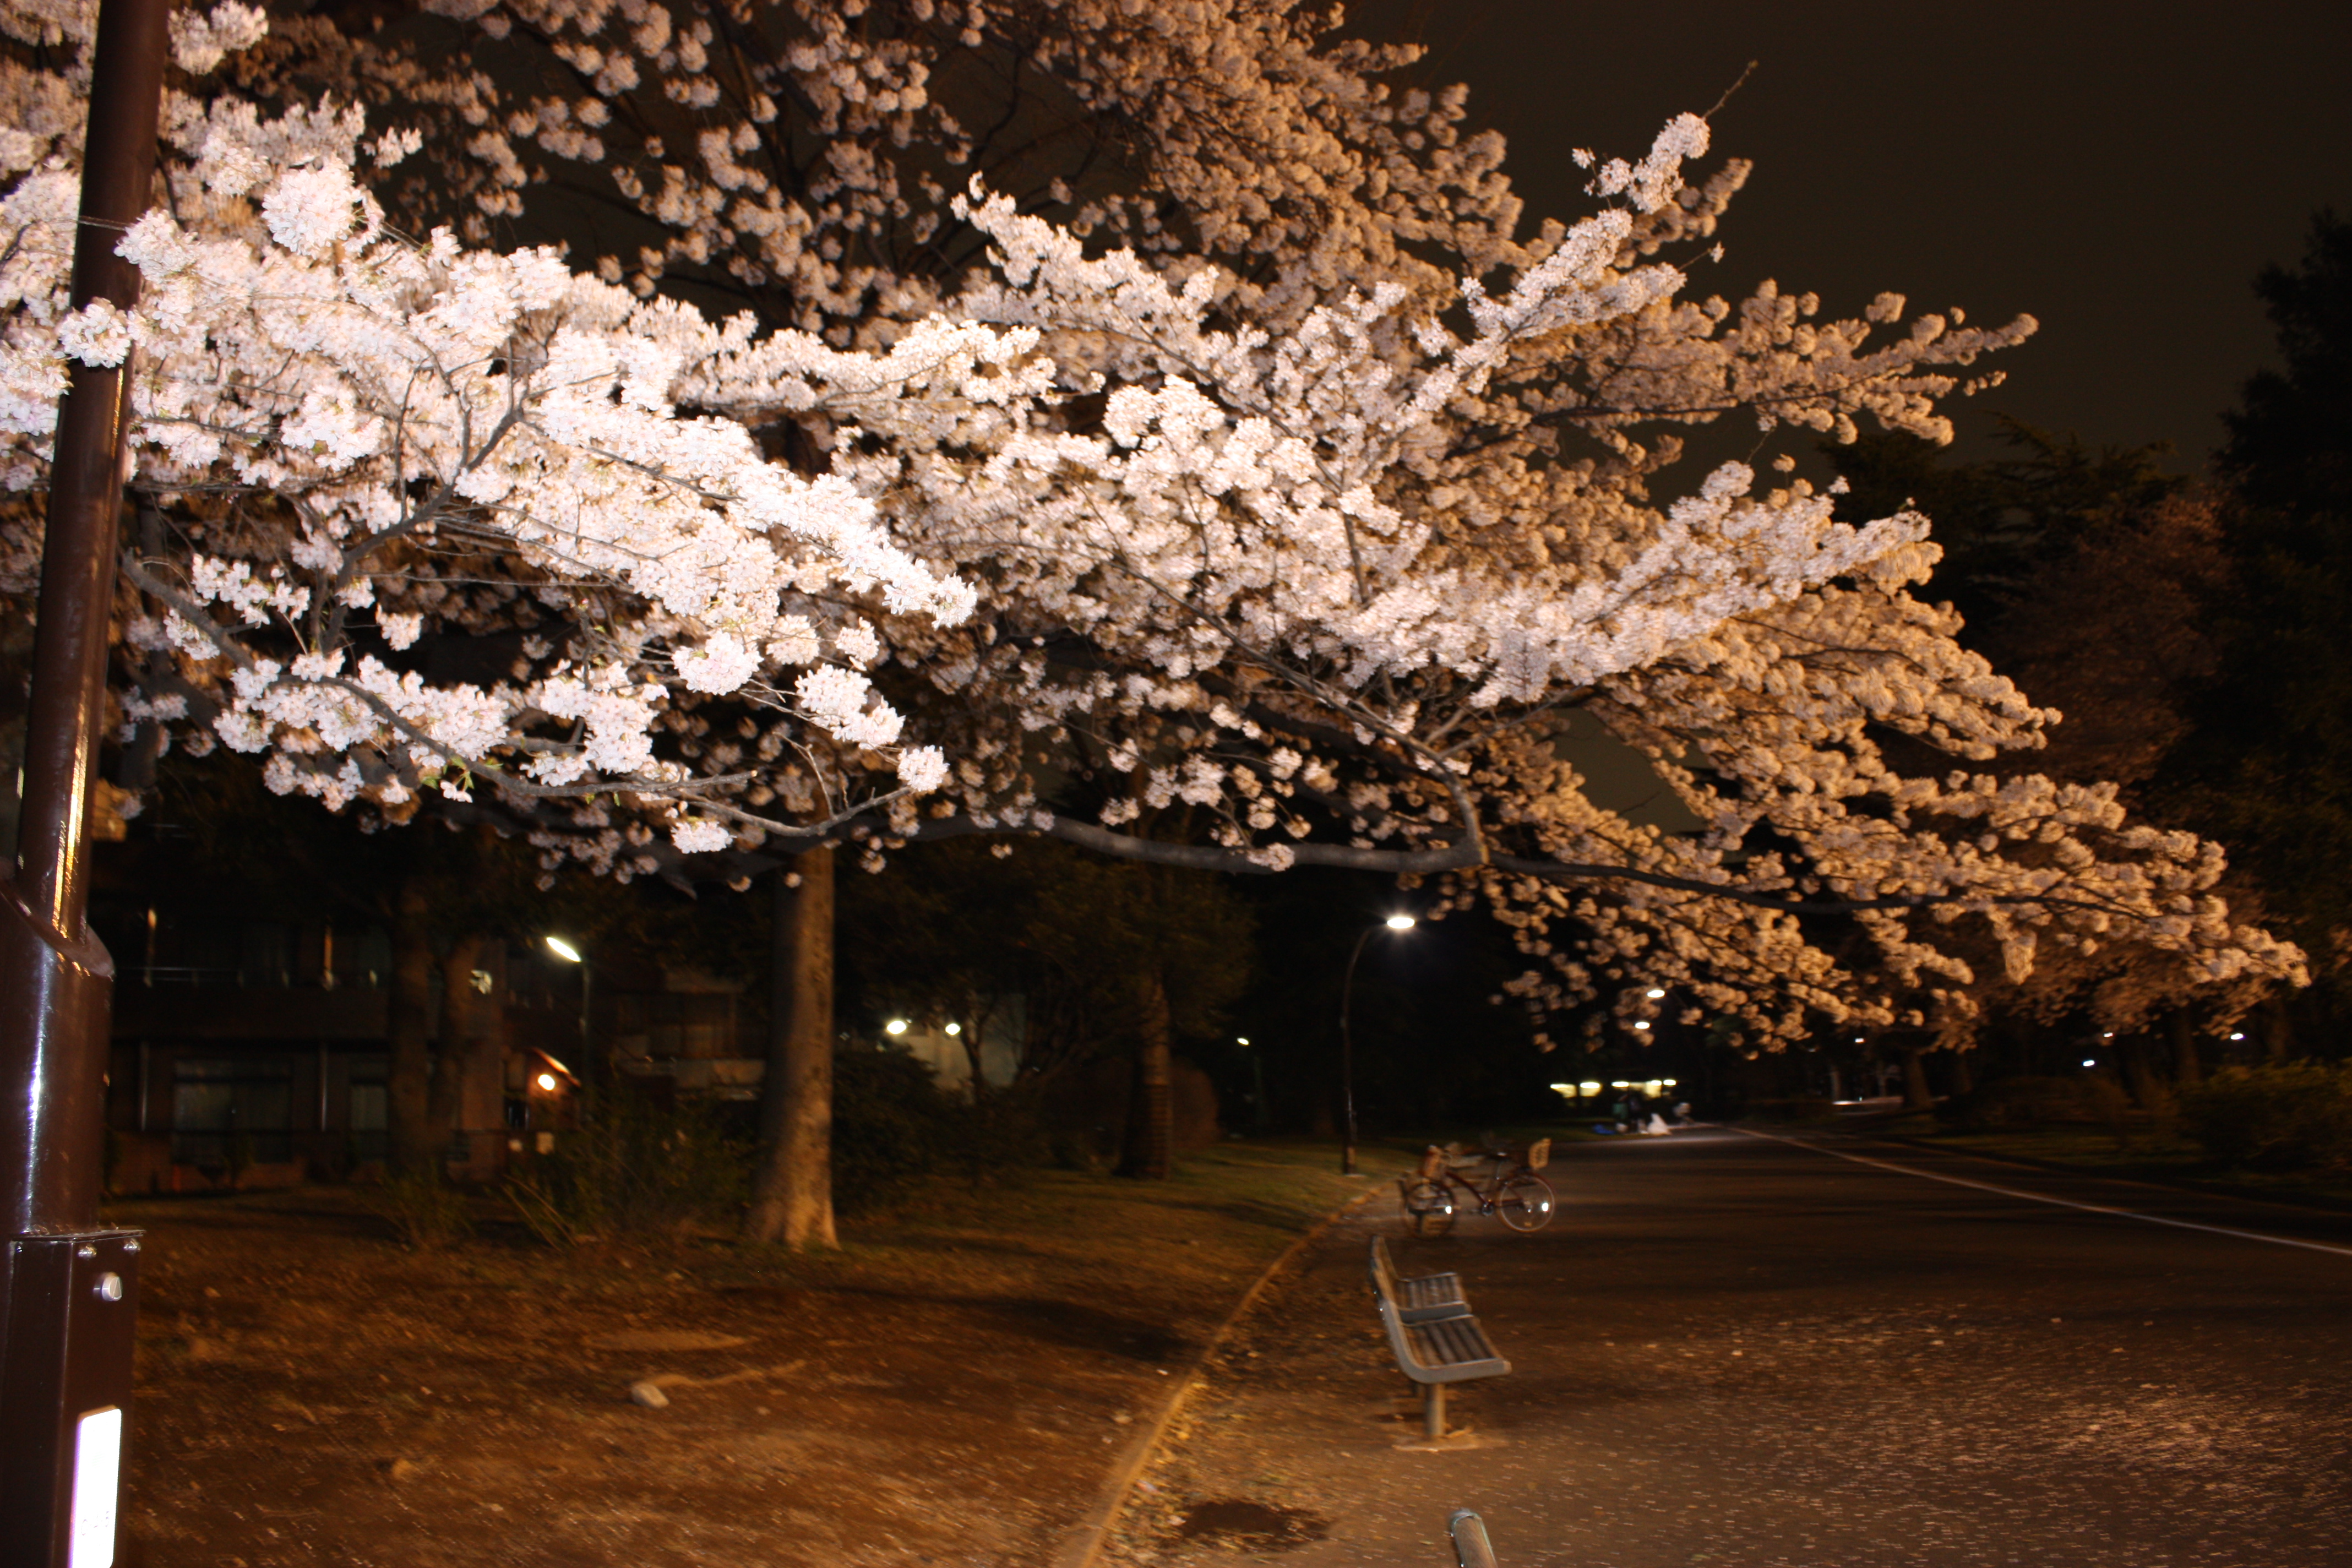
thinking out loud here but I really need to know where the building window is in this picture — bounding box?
[171,1057,295,1168]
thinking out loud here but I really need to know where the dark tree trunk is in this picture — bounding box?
[2261,994,2294,1063]
[1901,1047,1935,1110]
[385,879,438,1175]
[1118,967,1175,1180]
[1945,1044,1975,1098]
[2169,1011,2204,1089]
[2122,1039,2168,1111]
[748,847,837,1247]
[426,935,486,1169]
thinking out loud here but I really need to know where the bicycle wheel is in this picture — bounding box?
[1401,1179,1456,1237]
[1495,1173,1555,1232]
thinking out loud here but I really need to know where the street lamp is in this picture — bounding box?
[1237,1036,1267,1136]
[1338,914,1417,1174]
[544,935,591,1073]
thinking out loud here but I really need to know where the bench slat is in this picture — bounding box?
[1371,1237,1470,1324]
[1379,1295,1509,1385]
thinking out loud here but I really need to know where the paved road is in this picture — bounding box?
[1122,1129,2352,1568]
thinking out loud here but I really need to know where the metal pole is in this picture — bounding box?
[1338,925,1374,1175]
[1,1,172,1562]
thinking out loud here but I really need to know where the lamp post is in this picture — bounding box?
[0,1,173,1561]
[1338,914,1415,1175]
[544,935,591,1078]
[1237,1037,1267,1136]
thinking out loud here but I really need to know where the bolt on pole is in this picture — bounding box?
[0,0,173,1564]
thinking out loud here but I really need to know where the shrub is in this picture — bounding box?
[830,1044,1042,1215]
[377,1170,476,1250]
[1938,1074,2130,1131]
[2179,1063,2352,1172]
[507,1090,750,1245]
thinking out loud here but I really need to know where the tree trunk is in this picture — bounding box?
[385,879,438,1175]
[748,847,837,1247]
[1945,1044,1975,1098]
[2261,994,2294,1063]
[1118,967,1175,1180]
[1901,1047,1934,1110]
[2122,1038,2167,1111]
[2169,1011,2204,1089]
[426,935,486,1178]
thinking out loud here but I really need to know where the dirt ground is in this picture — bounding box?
[106,1145,1397,1568]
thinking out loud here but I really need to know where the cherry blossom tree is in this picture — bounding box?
[0,0,2305,1235]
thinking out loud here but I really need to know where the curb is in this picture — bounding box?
[1052,1177,1389,1568]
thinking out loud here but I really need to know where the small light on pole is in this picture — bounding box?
[543,935,591,1072]
[1645,987,1666,999]
[1340,916,1417,1174]
[885,1018,910,1036]
[1236,1037,1266,1135]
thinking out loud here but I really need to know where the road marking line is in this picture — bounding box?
[1732,1126,2352,1261]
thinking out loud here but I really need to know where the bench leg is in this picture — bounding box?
[1424,1381,1447,1439]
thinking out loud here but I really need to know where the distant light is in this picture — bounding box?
[535,1072,558,1092]
[2082,1059,2095,1069]
[1646,988,1666,999]
[1610,1080,1630,1090]
[1662,1079,1678,1088]
[885,1019,909,1036]
[945,1022,962,1037]
[1580,1081,1603,1096]
[1385,914,1417,930]
[1853,1037,1865,1044]
[2101,1031,2115,1039]
[2229,1032,2246,1042]
[1550,1082,1576,1095]
[545,935,582,963]
[1237,1036,1251,1047]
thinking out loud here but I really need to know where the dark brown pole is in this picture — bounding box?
[1,1,173,1562]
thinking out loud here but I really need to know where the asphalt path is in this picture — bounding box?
[1130,1128,2352,1568]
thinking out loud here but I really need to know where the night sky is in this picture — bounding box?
[1344,1,2352,465]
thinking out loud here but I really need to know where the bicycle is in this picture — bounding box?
[1398,1139,1554,1235]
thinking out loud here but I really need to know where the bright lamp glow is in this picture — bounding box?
[1237,1036,1251,1046]
[1385,914,1416,930]
[544,935,583,963]
[1632,1020,1651,1031]
[1645,987,1666,999]
[1662,1078,1678,1088]
[2081,1059,2095,1068]
[1581,1081,1602,1096]
[885,1018,909,1036]
[535,1072,558,1092]
[945,1022,962,1036]
[2229,1031,2246,1042]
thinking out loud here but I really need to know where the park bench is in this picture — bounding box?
[1370,1233,1469,1322]
[1366,1237,1510,1438]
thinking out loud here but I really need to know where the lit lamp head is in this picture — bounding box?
[544,935,583,964]
[1385,914,1416,931]
[885,1018,910,1036]
[535,1072,559,1092]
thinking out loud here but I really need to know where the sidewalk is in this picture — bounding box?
[1102,1128,2352,1568]
[107,1143,1400,1568]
